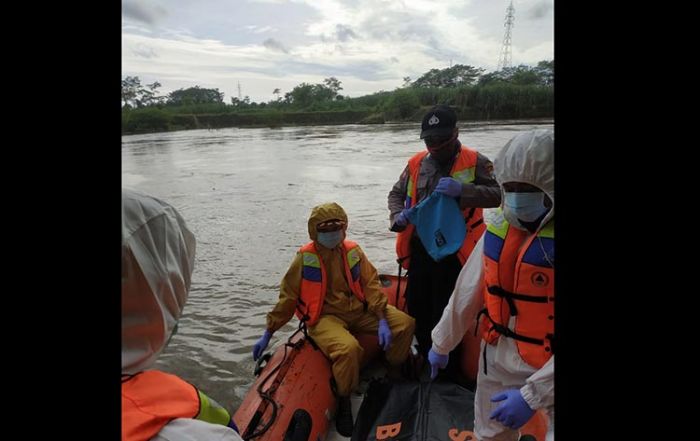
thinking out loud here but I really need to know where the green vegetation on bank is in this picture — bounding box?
[122,61,553,134]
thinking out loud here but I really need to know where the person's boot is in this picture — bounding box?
[404,351,425,381]
[335,395,354,437]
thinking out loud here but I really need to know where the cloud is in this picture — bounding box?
[335,24,358,42]
[424,36,462,63]
[122,1,167,25]
[263,38,289,53]
[528,1,553,20]
[122,0,553,101]
[244,25,276,34]
[132,45,159,59]
[359,10,436,43]
[515,40,553,65]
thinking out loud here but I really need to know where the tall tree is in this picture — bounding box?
[412,64,485,88]
[121,76,143,108]
[285,83,316,107]
[323,77,343,98]
[167,86,224,105]
[508,66,540,85]
[284,80,340,107]
[121,76,165,108]
[534,60,554,86]
[478,61,554,87]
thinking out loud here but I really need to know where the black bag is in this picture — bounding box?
[352,379,476,441]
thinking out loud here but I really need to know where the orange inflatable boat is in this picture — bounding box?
[233,274,548,440]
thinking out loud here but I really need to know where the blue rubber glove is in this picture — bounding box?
[227,418,239,434]
[434,177,462,198]
[394,207,413,228]
[377,318,392,351]
[489,389,535,429]
[252,330,273,361]
[428,348,449,380]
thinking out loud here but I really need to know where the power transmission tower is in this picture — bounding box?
[237,81,242,100]
[497,0,515,71]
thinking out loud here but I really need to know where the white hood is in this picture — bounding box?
[121,189,196,374]
[494,129,554,228]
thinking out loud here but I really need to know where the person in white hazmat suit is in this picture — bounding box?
[121,189,243,441]
[428,129,555,441]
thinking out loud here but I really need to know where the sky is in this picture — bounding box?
[122,0,553,104]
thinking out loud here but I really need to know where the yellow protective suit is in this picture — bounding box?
[266,202,415,396]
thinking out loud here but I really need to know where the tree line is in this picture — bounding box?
[122,61,553,133]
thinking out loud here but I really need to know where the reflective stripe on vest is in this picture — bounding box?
[482,210,554,369]
[296,239,366,326]
[122,370,233,441]
[395,146,485,269]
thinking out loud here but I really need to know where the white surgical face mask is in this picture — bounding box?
[317,230,343,249]
[503,192,550,231]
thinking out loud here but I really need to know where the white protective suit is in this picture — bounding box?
[122,189,242,441]
[431,130,554,441]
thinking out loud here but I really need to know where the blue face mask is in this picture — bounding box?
[317,230,344,249]
[503,192,550,230]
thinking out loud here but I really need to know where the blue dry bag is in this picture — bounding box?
[406,192,466,262]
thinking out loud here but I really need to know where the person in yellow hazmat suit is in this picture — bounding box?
[252,202,416,437]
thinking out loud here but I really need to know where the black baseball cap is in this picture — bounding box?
[420,105,457,139]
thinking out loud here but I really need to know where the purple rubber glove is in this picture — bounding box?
[489,389,535,429]
[394,208,413,227]
[435,177,462,198]
[253,330,273,361]
[227,418,239,434]
[428,348,449,380]
[377,318,392,351]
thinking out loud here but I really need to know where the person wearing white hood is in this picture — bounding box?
[428,129,555,441]
[121,189,242,441]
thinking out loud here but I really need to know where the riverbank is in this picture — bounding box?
[122,108,553,136]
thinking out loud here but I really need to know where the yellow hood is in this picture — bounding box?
[307,202,348,242]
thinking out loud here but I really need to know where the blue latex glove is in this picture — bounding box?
[434,177,462,198]
[377,318,392,351]
[489,389,535,429]
[394,207,413,228]
[227,418,239,434]
[252,330,273,361]
[428,348,449,380]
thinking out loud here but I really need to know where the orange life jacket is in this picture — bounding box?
[122,370,201,441]
[480,214,554,369]
[295,239,366,326]
[395,146,485,269]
